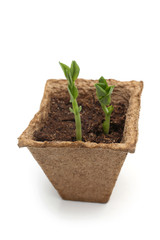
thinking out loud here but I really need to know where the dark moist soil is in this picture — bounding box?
[33,91,128,144]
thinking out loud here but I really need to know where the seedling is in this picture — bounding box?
[95,77,115,134]
[59,61,82,141]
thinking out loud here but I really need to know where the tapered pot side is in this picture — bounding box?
[18,79,143,203]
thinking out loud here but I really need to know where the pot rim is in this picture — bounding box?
[18,79,143,153]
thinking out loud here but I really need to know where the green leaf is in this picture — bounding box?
[97,83,106,90]
[59,62,72,85]
[107,85,115,96]
[99,76,108,88]
[78,106,82,112]
[107,105,114,114]
[68,85,78,101]
[72,85,78,99]
[68,86,74,102]
[99,76,106,84]
[67,70,72,85]
[70,61,80,82]
[95,84,106,98]
[59,62,70,78]
[69,107,74,114]
[100,95,111,105]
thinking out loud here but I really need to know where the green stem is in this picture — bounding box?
[72,99,82,141]
[75,111,82,141]
[101,104,111,134]
[103,114,110,134]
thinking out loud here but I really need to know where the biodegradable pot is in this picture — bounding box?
[18,79,143,203]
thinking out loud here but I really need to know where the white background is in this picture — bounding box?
[0,0,160,239]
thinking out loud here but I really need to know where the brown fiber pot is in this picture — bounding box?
[18,79,143,203]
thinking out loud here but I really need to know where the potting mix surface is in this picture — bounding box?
[33,89,128,144]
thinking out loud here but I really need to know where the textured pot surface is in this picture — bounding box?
[18,79,143,203]
[29,147,127,203]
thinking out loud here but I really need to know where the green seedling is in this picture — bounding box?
[95,77,115,134]
[59,61,82,141]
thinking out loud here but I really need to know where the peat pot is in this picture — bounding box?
[18,79,143,203]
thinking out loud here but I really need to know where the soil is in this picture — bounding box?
[33,90,128,144]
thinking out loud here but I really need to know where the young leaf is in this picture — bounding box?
[97,83,106,90]
[99,76,108,86]
[100,95,111,105]
[106,86,115,96]
[71,85,78,99]
[95,84,107,97]
[108,105,114,114]
[68,86,74,102]
[99,76,109,90]
[59,62,70,79]
[69,107,75,114]
[70,61,80,82]
[78,106,82,112]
